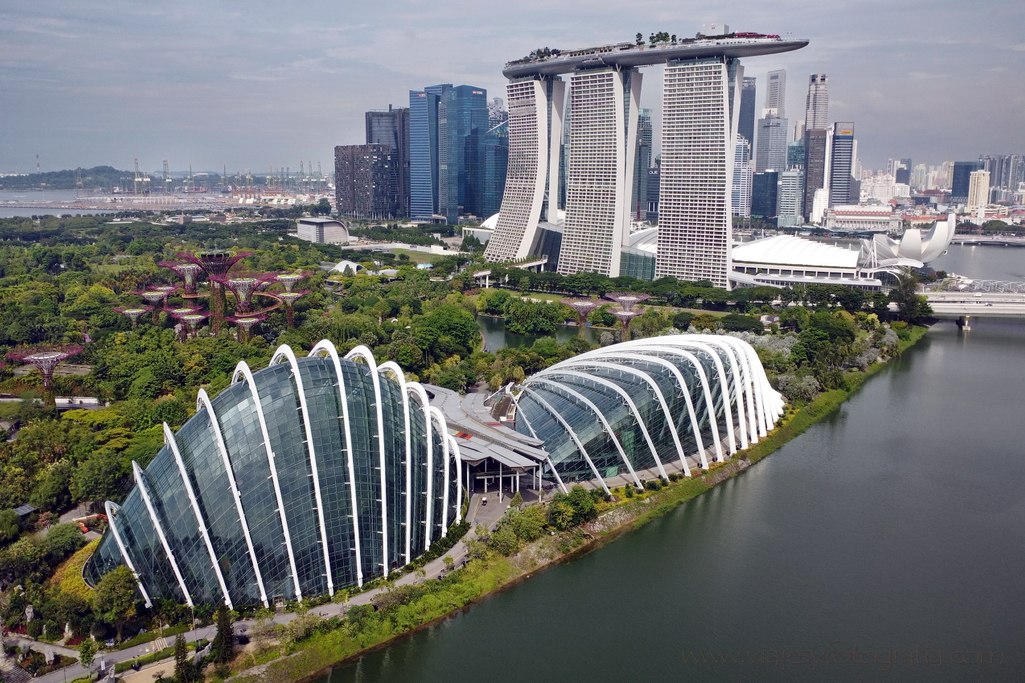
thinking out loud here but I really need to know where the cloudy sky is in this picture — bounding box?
[2,0,1023,176]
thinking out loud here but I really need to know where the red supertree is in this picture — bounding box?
[561,299,598,332]
[274,271,310,293]
[169,309,209,339]
[138,290,172,322]
[7,345,83,405]
[606,292,650,312]
[159,261,204,296]
[277,290,308,328]
[114,305,153,328]
[178,250,252,332]
[214,273,275,315]
[227,313,266,343]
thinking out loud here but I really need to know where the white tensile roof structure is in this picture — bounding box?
[732,234,860,270]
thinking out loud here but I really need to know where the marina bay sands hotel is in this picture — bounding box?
[483,28,808,288]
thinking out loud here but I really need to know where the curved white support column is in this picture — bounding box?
[406,382,433,551]
[521,387,611,496]
[309,341,363,587]
[132,461,194,608]
[429,407,450,539]
[716,337,761,440]
[540,369,668,481]
[447,434,463,525]
[530,378,642,488]
[681,340,745,451]
[104,501,153,608]
[344,345,390,577]
[511,392,568,493]
[163,423,233,609]
[232,361,303,599]
[270,345,335,596]
[380,362,413,565]
[197,389,268,607]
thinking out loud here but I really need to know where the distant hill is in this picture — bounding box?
[0,166,132,191]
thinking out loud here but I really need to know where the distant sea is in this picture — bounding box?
[0,189,114,218]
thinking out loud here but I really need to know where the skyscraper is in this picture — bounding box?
[633,108,653,220]
[951,160,983,204]
[481,122,508,219]
[408,84,451,220]
[803,128,830,220]
[438,85,489,223]
[966,170,990,212]
[558,67,640,276]
[765,69,786,118]
[804,74,829,129]
[738,77,756,149]
[828,122,856,206]
[365,106,409,216]
[751,171,779,218]
[657,56,741,287]
[334,144,399,220]
[755,114,788,172]
[777,168,805,227]
[732,135,753,218]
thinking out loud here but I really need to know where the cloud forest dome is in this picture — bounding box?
[84,341,463,609]
[511,335,784,494]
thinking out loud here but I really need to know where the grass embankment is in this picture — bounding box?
[234,326,929,683]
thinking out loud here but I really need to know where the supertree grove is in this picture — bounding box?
[178,250,252,332]
[214,273,275,314]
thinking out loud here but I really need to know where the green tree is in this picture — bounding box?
[0,508,19,544]
[890,267,932,323]
[79,638,97,667]
[173,632,195,683]
[93,565,138,641]
[211,604,234,665]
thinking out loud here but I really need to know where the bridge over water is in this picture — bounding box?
[924,282,1025,328]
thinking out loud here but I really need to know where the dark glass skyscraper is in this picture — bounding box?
[803,128,829,220]
[752,171,779,218]
[439,85,489,223]
[633,108,653,219]
[828,122,856,206]
[738,77,756,151]
[409,84,451,221]
[365,106,409,217]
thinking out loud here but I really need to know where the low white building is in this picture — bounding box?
[730,234,882,289]
[296,217,350,245]
[824,204,900,233]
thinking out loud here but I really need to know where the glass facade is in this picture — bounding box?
[512,335,785,491]
[85,341,462,608]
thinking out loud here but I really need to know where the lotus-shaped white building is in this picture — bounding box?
[869,213,956,267]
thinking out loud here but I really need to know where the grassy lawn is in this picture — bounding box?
[386,248,446,264]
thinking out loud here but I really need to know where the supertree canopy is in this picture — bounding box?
[160,261,204,295]
[215,273,275,314]
[612,308,642,340]
[606,292,650,312]
[227,313,266,342]
[561,299,598,326]
[8,345,83,402]
[277,290,308,328]
[115,305,153,327]
[178,250,252,333]
[275,272,310,293]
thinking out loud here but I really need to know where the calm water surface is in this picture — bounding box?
[325,305,1025,681]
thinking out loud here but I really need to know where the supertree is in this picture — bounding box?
[612,308,642,341]
[169,310,208,339]
[561,299,597,333]
[114,305,153,328]
[606,292,650,312]
[7,345,83,406]
[227,313,266,343]
[159,261,204,296]
[274,271,310,293]
[178,250,252,332]
[138,290,172,322]
[214,273,275,315]
[277,290,307,328]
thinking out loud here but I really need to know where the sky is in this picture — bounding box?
[2,0,1023,176]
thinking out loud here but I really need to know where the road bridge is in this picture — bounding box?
[923,290,1025,329]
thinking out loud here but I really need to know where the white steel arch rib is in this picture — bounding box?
[530,378,643,488]
[345,345,390,577]
[406,382,432,554]
[270,345,335,597]
[716,336,761,440]
[554,358,692,476]
[379,362,413,565]
[429,407,451,537]
[104,501,153,608]
[131,461,194,608]
[680,340,747,450]
[308,341,363,587]
[702,338,754,446]
[196,389,269,607]
[550,340,725,463]
[427,407,449,544]
[540,369,669,481]
[511,390,569,492]
[231,361,303,599]
[447,434,464,525]
[521,387,612,496]
[163,423,233,609]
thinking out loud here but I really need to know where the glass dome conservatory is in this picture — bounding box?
[85,341,463,609]
[511,335,784,494]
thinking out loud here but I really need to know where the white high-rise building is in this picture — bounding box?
[765,69,787,118]
[558,68,641,276]
[966,170,990,213]
[732,135,753,218]
[777,168,804,227]
[484,77,564,262]
[656,57,741,288]
[804,74,829,130]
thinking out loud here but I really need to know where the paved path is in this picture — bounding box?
[26,494,507,683]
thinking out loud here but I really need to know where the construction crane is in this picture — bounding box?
[163,160,171,193]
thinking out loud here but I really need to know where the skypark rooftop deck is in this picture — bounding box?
[503,34,809,78]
